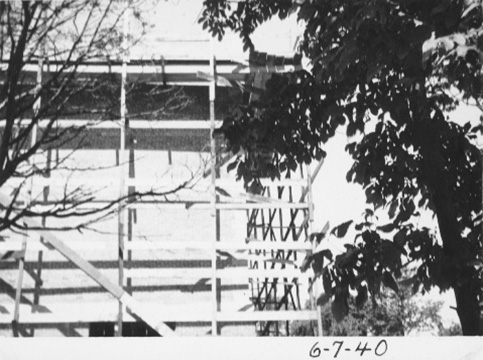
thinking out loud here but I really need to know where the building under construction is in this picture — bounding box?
[0,1,323,336]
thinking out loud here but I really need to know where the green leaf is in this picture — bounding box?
[377,223,396,232]
[315,147,326,160]
[382,271,399,293]
[335,247,357,268]
[345,142,357,154]
[311,231,327,245]
[320,249,333,262]
[215,186,231,197]
[316,292,331,307]
[311,251,325,275]
[393,228,407,246]
[347,122,358,137]
[331,220,353,238]
[396,200,415,223]
[381,240,403,268]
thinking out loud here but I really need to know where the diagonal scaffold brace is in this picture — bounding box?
[0,192,177,337]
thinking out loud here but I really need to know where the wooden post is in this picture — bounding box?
[31,149,51,337]
[31,37,48,337]
[127,145,135,294]
[13,50,45,336]
[305,163,323,336]
[117,2,130,337]
[215,172,222,335]
[12,233,27,336]
[209,37,219,336]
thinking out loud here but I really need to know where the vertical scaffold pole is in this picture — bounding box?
[12,231,27,337]
[31,46,46,337]
[305,164,323,336]
[117,2,130,337]
[13,49,44,336]
[209,37,219,336]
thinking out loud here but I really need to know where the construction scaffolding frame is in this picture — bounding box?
[246,162,323,336]
[0,3,322,337]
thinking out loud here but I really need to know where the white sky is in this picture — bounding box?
[131,0,301,59]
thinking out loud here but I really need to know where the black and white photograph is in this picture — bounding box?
[0,0,481,358]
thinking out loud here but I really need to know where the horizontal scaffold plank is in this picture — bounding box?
[29,119,223,130]
[217,310,317,322]
[215,190,291,205]
[127,240,313,251]
[4,61,302,87]
[0,302,317,324]
[124,267,310,280]
[13,62,301,76]
[0,240,108,252]
[24,201,310,212]
[0,239,312,253]
[188,202,310,210]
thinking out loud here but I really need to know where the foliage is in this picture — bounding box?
[0,1,194,232]
[201,0,483,334]
[292,286,462,336]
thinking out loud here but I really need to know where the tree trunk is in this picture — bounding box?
[415,117,482,335]
[454,278,482,335]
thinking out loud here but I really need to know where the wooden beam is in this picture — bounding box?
[215,189,290,205]
[216,310,317,322]
[24,119,223,130]
[209,37,219,336]
[116,5,130,336]
[6,61,300,77]
[305,163,324,336]
[13,235,27,335]
[189,203,310,210]
[0,193,177,336]
[124,267,311,280]
[0,303,316,324]
[126,240,312,251]
[22,202,310,211]
[299,158,325,203]
[0,239,312,252]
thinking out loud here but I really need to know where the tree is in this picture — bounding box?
[201,0,483,334]
[0,1,194,232]
[292,282,462,336]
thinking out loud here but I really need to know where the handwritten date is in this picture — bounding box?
[309,340,388,358]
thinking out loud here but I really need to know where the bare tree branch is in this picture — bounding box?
[0,0,197,233]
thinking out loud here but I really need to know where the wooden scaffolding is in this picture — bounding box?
[245,163,323,336]
[0,7,322,337]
